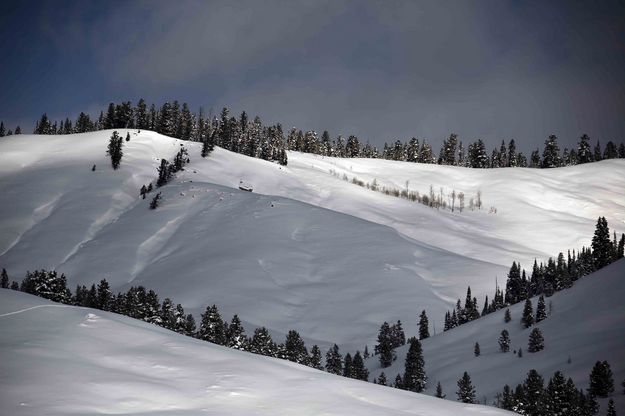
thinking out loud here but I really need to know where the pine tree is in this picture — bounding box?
[456,372,476,403]
[418,310,430,340]
[391,320,406,348]
[225,315,246,350]
[607,399,616,416]
[249,327,275,357]
[156,159,171,187]
[325,344,343,375]
[198,305,226,345]
[522,298,535,328]
[106,131,123,169]
[149,192,161,209]
[343,353,353,378]
[504,308,511,323]
[523,369,546,416]
[96,279,112,311]
[402,338,427,392]
[1,268,9,288]
[592,217,612,269]
[528,328,544,353]
[375,321,395,368]
[184,314,196,337]
[284,330,308,364]
[394,373,403,389]
[352,351,369,381]
[547,371,568,416]
[499,330,510,352]
[535,295,547,322]
[542,135,561,168]
[436,381,446,398]
[376,372,388,386]
[201,134,214,157]
[474,342,480,357]
[578,134,593,164]
[588,360,614,397]
[308,345,322,370]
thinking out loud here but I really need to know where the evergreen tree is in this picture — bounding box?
[474,342,480,357]
[391,320,406,348]
[542,135,561,168]
[184,314,196,337]
[325,344,343,375]
[528,328,544,353]
[198,305,226,345]
[578,134,593,164]
[1,268,9,289]
[522,298,535,328]
[402,338,427,392]
[249,327,275,357]
[547,371,568,416]
[375,321,395,368]
[436,381,446,398]
[535,295,547,323]
[394,373,403,389]
[504,308,511,323]
[308,345,322,370]
[149,192,161,209]
[607,399,616,416]
[352,351,369,381]
[594,141,603,162]
[499,329,510,352]
[468,139,488,168]
[343,353,353,378]
[418,310,430,340]
[156,159,171,187]
[376,372,388,386]
[592,217,612,269]
[225,315,246,350]
[284,330,308,364]
[588,360,614,397]
[96,279,112,311]
[523,369,546,416]
[106,131,123,169]
[456,371,476,403]
[201,134,214,157]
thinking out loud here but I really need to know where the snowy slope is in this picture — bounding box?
[368,259,625,411]
[0,131,623,350]
[0,289,512,416]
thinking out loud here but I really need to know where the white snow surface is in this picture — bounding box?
[0,289,512,416]
[0,130,623,351]
[369,259,625,410]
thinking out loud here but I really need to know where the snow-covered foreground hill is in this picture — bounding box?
[0,131,623,349]
[0,289,512,416]
[369,259,625,411]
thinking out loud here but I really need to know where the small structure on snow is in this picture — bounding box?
[239,181,253,192]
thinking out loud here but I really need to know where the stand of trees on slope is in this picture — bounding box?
[20,100,625,169]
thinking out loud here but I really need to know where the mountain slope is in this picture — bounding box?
[0,131,623,350]
[368,259,625,411]
[0,289,512,416]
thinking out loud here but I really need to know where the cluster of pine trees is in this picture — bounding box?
[442,217,623,334]
[29,101,287,166]
[499,364,618,415]
[0,121,21,136]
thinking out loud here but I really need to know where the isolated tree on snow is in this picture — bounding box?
[456,371,476,403]
[589,360,614,397]
[592,217,612,269]
[499,330,510,353]
[535,295,547,323]
[504,308,511,323]
[325,344,343,375]
[106,131,123,169]
[140,185,148,199]
[403,338,427,392]
[470,341,479,357]
[522,298,535,328]
[436,381,446,398]
[527,328,544,353]
[149,192,161,209]
[419,310,430,340]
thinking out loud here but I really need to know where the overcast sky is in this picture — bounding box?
[1,0,624,152]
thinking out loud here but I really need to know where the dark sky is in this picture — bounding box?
[1,0,624,153]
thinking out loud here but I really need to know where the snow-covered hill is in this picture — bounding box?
[369,259,625,411]
[0,130,623,350]
[0,289,512,416]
